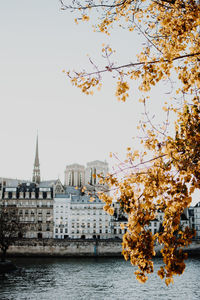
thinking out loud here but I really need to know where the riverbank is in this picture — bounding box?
[4,239,200,257]
[7,239,122,257]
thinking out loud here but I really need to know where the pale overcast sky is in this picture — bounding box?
[0,1,198,204]
[0,0,141,179]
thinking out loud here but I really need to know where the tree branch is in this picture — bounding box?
[60,0,132,10]
[72,52,200,78]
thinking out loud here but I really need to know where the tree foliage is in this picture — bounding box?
[60,0,200,285]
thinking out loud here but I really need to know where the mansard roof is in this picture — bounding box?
[0,178,29,187]
[18,182,37,191]
[71,196,101,204]
[1,178,63,191]
[65,186,80,195]
[2,179,56,192]
[39,180,57,188]
[60,186,102,204]
[54,194,70,199]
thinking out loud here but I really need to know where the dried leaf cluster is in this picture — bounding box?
[60,0,200,284]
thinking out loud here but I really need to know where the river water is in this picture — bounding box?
[0,257,200,300]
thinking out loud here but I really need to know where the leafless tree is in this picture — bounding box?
[0,205,25,262]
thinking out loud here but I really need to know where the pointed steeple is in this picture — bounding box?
[32,134,40,184]
[34,135,39,167]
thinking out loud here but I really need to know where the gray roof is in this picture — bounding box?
[71,194,101,204]
[64,186,102,204]
[65,186,80,195]
[39,180,57,188]
[55,194,70,199]
[0,178,30,187]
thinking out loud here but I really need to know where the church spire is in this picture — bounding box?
[32,134,40,184]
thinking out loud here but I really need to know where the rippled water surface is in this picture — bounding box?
[0,257,200,300]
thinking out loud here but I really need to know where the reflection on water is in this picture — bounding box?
[0,257,200,300]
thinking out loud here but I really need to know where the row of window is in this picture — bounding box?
[4,192,52,200]
[55,211,105,215]
[4,201,52,207]
[20,217,52,222]
[55,217,110,223]
[55,223,109,228]
[70,205,104,210]
[55,228,109,234]
[19,210,51,215]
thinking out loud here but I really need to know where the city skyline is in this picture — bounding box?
[0,1,199,205]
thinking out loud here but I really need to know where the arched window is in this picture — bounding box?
[55,185,61,193]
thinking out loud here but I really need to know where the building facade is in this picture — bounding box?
[0,136,62,239]
[0,135,198,241]
[53,186,112,239]
[194,202,200,239]
[1,182,54,238]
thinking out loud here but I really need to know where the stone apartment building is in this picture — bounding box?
[55,161,112,240]
[0,135,196,241]
[54,187,113,239]
[194,202,200,239]
[0,136,63,239]
[110,203,190,239]
[0,136,114,240]
[1,182,54,238]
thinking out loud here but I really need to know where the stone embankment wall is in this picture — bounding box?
[7,239,123,257]
[6,239,200,257]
